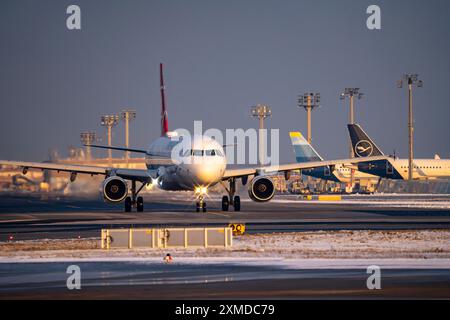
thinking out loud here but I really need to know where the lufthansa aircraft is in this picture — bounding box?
[289,131,379,184]
[0,64,387,212]
[348,124,450,180]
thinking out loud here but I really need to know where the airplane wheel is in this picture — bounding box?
[233,196,241,212]
[222,196,229,211]
[136,196,144,212]
[202,202,207,213]
[196,202,200,212]
[125,197,132,212]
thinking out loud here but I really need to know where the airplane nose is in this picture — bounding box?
[193,162,225,185]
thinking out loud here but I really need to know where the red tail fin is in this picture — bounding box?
[160,63,169,136]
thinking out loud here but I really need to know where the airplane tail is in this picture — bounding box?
[160,63,169,136]
[289,132,323,162]
[347,124,384,157]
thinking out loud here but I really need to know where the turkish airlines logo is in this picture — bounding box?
[355,140,373,157]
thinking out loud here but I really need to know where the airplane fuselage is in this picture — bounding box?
[302,163,380,183]
[357,158,450,180]
[145,135,227,191]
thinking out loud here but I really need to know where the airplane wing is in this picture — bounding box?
[222,167,257,179]
[0,160,152,183]
[222,155,389,180]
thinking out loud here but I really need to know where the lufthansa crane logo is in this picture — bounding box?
[355,140,373,157]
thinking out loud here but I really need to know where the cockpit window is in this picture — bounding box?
[193,150,203,156]
[183,149,223,157]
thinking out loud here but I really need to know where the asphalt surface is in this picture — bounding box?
[0,261,449,299]
[0,192,450,240]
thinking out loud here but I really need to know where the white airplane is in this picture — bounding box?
[348,124,450,180]
[0,64,387,212]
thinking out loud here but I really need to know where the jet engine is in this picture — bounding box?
[102,176,128,203]
[248,176,275,202]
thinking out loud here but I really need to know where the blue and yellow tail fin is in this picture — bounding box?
[289,132,323,163]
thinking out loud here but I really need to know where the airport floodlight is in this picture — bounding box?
[340,87,364,126]
[80,132,97,160]
[397,74,423,182]
[251,104,272,119]
[120,110,137,165]
[100,115,119,127]
[100,115,119,164]
[251,104,272,165]
[297,92,321,144]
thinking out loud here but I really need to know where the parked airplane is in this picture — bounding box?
[0,64,387,212]
[348,124,450,180]
[289,131,379,184]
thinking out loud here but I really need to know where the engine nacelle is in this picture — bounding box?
[102,176,128,203]
[248,176,275,202]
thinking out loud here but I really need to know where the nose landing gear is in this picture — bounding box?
[221,178,241,212]
[195,186,208,212]
[196,194,207,212]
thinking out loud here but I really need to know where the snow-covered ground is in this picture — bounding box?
[1,230,449,265]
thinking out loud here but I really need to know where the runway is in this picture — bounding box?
[0,193,450,241]
[0,193,450,240]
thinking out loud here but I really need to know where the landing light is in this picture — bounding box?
[195,186,208,195]
[146,178,160,190]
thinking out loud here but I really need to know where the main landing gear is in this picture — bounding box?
[221,178,240,212]
[125,180,146,212]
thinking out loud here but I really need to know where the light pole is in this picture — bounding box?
[340,88,364,157]
[251,104,272,165]
[100,115,119,165]
[340,88,364,188]
[120,110,136,165]
[297,93,321,144]
[80,132,96,160]
[397,74,423,181]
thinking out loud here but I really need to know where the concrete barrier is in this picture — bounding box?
[101,227,233,250]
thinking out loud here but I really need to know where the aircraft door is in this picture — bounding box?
[386,160,394,175]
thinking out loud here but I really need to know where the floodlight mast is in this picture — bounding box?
[297,93,321,144]
[340,88,364,156]
[120,110,136,165]
[340,88,364,188]
[398,74,423,181]
[80,132,96,160]
[100,115,119,165]
[251,104,272,166]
